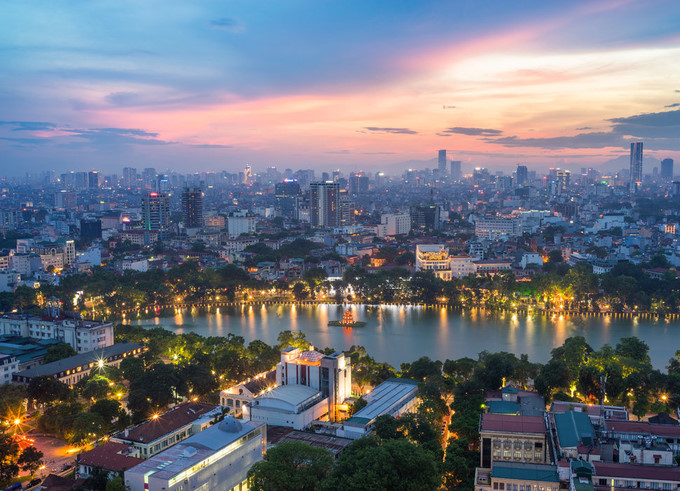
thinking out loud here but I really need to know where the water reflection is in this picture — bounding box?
[130,304,679,369]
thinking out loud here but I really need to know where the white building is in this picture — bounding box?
[0,271,20,293]
[339,378,420,440]
[116,257,149,273]
[125,418,265,491]
[277,348,352,421]
[244,384,328,430]
[220,370,276,417]
[378,213,411,237]
[475,217,521,240]
[0,314,114,353]
[415,244,452,280]
[450,255,477,278]
[0,353,19,384]
[521,253,542,269]
[228,215,257,237]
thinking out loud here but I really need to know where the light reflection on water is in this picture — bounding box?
[128,304,679,368]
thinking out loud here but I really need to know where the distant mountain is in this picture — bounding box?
[597,154,662,174]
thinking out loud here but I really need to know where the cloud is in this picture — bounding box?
[210,18,245,33]
[363,127,418,135]
[361,151,396,155]
[59,127,173,147]
[442,105,457,109]
[186,143,232,149]
[665,103,680,108]
[576,126,592,130]
[487,131,624,149]
[325,150,351,154]
[0,121,56,131]
[440,127,503,136]
[0,136,50,145]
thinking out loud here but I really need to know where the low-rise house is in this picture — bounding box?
[219,370,276,416]
[77,442,144,480]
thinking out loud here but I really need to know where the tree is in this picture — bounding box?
[248,441,334,491]
[90,399,122,427]
[120,356,145,383]
[82,375,111,401]
[27,376,71,406]
[0,384,26,421]
[292,282,309,301]
[43,343,77,363]
[0,431,20,486]
[18,446,44,477]
[71,412,106,445]
[322,436,440,490]
[348,397,368,416]
[276,330,310,351]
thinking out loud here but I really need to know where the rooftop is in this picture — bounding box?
[480,414,546,435]
[491,462,559,483]
[487,400,520,415]
[267,426,352,457]
[242,370,277,395]
[77,441,143,472]
[256,384,322,407]
[345,378,419,428]
[605,420,680,438]
[116,401,219,444]
[593,461,680,481]
[554,411,595,448]
[125,418,264,481]
[16,342,144,379]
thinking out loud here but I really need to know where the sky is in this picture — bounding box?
[1,0,680,176]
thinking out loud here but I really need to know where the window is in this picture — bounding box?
[503,450,511,458]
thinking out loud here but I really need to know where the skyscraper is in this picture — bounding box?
[88,171,100,189]
[142,192,170,239]
[516,165,528,186]
[349,172,369,196]
[123,167,137,188]
[275,179,301,219]
[438,150,447,175]
[630,142,643,183]
[661,159,674,180]
[339,190,355,227]
[181,187,203,228]
[450,160,462,180]
[310,181,340,228]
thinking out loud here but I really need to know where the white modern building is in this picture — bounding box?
[124,418,265,491]
[245,384,328,430]
[475,217,521,240]
[277,347,352,421]
[378,213,411,237]
[228,215,257,237]
[0,314,113,353]
[450,255,477,278]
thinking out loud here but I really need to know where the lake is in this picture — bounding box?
[126,304,680,369]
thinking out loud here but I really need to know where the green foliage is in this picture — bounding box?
[0,431,20,486]
[38,402,86,441]
[18,446,44,476]
[322,436,441,490]
[0,384,26,421]
[276,330,310,351]
[27,376,72,406]
[248,441,334,491]
[348,397,368,416]
[43,343,77,363]
[81,375,112,401]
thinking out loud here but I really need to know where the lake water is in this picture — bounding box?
[127,304,680,369]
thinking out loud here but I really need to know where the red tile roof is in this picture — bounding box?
[78,442,143,472]
[118,402,218,444]
[594,461,680,481]
[605,420,680,438]
[480,414,546,434]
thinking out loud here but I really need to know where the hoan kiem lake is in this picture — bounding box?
[126,304,680,369]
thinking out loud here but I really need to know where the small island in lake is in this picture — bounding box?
[328,309,366,328]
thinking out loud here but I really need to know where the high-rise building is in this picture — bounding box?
[55,190,77,210]
[181,187,203,228]
[142,192,170,239]
[339,191,355,227]
[450,160,462,180]
[310,181,340,228]
[275,180,302,219]
[556,170,571,192]
[88,171,100,189]
[661,159,674,180]
[410,205,441,231]
[516,165,528,186]
[142,168,156,190]
[122,167,137,188]
[438,150,447,175]
[349,173,369,196]
[630,142,643,183]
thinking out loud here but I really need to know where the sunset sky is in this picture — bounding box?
[1,0,679,175]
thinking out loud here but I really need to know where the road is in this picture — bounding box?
[28,435,77,481]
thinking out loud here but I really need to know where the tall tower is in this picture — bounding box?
[181,187,203,228]
[142,192,170,239]
[661,159,674,180]
[438,150,447,175]
[516,165,528,186]
[450,160,462,180]
[630,142,643,184]
[310,181,340,228]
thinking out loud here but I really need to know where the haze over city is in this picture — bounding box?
[2,0,680,175]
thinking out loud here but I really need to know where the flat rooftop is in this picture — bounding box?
[125,418,264,482]
[480,414,546,434]
[593,461,680,481]
[256,384,322,407]
[605,420,680,438]
[267,426,352,457]
[345,378,419,428]
[492,462,559,483]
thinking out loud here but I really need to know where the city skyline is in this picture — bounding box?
[1,0,680,174]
